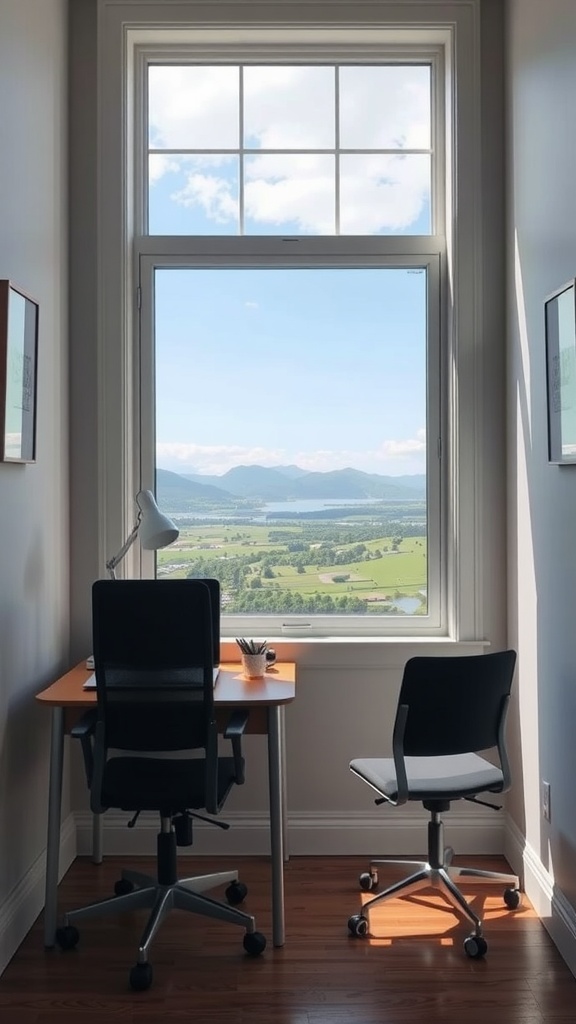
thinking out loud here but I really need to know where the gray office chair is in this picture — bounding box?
[347,650,521,958]
[56,579,265,990]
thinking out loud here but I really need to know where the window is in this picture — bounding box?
[97,5,484,642]
[137,46,445,636]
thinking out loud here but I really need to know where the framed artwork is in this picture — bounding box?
[545,279,576,464]
[0,280,38,463]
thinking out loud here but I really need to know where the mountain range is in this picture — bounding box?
[156,465,426,505]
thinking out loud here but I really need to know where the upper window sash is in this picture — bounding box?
[133,43,446,239]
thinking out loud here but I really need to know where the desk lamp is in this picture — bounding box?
[106,489,179,579]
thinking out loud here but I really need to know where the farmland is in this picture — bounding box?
[156,505,427,615]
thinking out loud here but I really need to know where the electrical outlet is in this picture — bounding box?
[542,780,551,822]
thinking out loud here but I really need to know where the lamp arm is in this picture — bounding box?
[105,518,141,579]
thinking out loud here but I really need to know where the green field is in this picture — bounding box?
[156,517,427,615]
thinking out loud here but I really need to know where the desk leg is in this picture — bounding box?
[280,707,289,862]
[92,813,103,863]
[44,706,64,948]
[267,705,285,947]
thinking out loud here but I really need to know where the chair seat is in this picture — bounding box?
[350,752,504,802]
[101,754,241,811]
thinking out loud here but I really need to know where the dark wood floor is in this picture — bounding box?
[1,854,574,1022]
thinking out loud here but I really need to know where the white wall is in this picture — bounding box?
[0,0,70,974]
[506,0,576,976]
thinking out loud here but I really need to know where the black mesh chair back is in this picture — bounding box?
[92,578,215,753]
[90,581,220,811]
[397,649,517,758]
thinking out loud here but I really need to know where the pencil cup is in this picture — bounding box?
[241,652,267,678]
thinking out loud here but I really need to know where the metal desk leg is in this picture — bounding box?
[44,706,64,947]
[92,813,103,863]
[280,707,289,861]
[267,705,285,947]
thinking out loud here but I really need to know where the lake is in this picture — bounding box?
[171,498,422,523]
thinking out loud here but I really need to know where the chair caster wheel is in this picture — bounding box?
[243,931,266,955]
[359,871,378,892]
[114,878,135,896]
[504,887,521,909]
[56,925,80,950]
[464,934,487,958]
[226,880,248,905]
[129,962,153,990]
[348,914,368,937]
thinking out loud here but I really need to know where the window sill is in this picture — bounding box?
[220,636,490,670]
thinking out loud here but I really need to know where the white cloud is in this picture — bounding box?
[377,428,427,459]
[165,150,428,234]
[156,431,426,478]
[339,154,429,233]
[244,154,335,232]
[156,443,287,477]
[149,154,181,184]
[172,170,238,223]
[148,65,239,149]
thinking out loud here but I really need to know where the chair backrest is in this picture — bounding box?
[396,650,517,757]
[92,578,215,753]
[193,577,221,668]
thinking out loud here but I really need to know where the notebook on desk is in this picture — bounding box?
[83,578,221,690]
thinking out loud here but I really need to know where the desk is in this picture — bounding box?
[36,661,296,949]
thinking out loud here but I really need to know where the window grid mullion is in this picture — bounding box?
[334,65,340,235]
[239,65,245,235]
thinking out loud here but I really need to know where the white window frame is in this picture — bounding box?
[96,1,484,643]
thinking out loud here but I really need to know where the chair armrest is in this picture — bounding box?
[70,709,97,738]
[223,709,249,739]
[71,709,97,788]
[224,709,249,784]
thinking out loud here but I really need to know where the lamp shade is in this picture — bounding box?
[136,489,179,550]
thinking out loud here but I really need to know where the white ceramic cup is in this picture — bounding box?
[241,652,267,678]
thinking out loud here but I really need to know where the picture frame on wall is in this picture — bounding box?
[0,280,39,463]
[545,278,576,464]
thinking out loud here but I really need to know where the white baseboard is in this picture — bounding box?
[505,816,576,979]
[75,806,506,858]
[0,813,76,977]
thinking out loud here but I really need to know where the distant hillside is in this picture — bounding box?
[170,464,426,501]
[269,464,310,480]
[390,474,427,493]
[291,468,424,499]
[156,468,236,507]
[184,464,301,499]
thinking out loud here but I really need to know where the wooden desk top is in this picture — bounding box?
[36,661,296,709]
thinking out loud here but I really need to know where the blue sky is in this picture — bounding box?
[149,64,430,479]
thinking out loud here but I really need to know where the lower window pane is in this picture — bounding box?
[154,266,428,619]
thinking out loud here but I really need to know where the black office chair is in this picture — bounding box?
[56,579,265,990]
[347,650,521,958]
